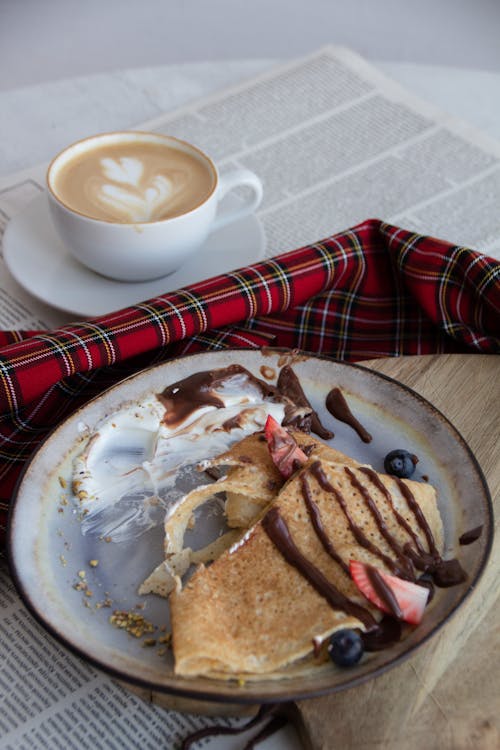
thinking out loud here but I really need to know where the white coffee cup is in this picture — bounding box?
[46,131,263,282]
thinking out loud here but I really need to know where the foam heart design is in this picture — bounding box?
[101,157,144,186]
[98,173,174,222]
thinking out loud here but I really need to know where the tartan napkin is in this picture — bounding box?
[1,219,499,547]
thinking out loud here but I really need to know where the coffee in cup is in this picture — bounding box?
[47,131,263,282]
[51,138,217,223]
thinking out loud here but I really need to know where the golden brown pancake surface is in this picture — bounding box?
[170,457,443,678]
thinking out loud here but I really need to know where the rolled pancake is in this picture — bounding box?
[140,431,360,596]
[205,430,360,528]
[170,459,443,678]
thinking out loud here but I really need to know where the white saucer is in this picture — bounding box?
[3,193,266,318]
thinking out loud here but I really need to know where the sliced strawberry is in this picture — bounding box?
[349,560,429,625]
[264,414,308,479]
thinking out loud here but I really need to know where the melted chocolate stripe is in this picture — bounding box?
[394,477,439,558]
[277,365,333,438]
[262,507,376,629]
[359,467,427,556]
[403,544,437,573]
[300,474,350,575]
[459,525,483,545]
[243,716,289,750]
[310,462,403,576]
[325,387,372,443]
[180,704,281,750]
[366,565,403,620]
[345,467,415,580]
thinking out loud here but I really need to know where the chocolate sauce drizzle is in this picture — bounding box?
[261,458,467,642]
[359,467,427,557]
[180,704,286,750]
[325,387,372,443]
[310,462,404,577]
[158,363,321,432]
[345,467,414,580]
[459,525,483,545]
[277,364,333,439]
[432,558,468,588]
[394,477,440,558]
[262,506,377,629]
[365,565,403,620]
[300,474,350,575]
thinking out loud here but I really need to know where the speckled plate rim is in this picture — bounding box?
[6,349,494,706]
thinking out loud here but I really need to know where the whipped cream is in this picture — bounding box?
[71,367,296,542]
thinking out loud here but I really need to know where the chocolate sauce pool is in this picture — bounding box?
[158,364,280,427]
[362,615,402,651]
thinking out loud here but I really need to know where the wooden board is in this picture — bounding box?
[295,354,500,750]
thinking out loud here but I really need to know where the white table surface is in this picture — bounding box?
[2,0,500,93]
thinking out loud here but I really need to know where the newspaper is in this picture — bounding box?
[0,45,499,330]
[0,561,301,750]
[1,45,499,749]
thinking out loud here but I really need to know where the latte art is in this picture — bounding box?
[96,174,173,223]
[88,158,180,222]
[52,141,216,223]
[101,156,145,186]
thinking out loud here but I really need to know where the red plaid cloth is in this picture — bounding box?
[1,219,499,547]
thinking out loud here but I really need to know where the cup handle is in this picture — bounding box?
[211,169,263,232]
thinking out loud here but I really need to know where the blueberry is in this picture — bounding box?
[328,628,364,667]
[384,449,417,478]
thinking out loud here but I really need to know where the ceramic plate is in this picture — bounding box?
[3,193,266,318]
[7,350,492,705]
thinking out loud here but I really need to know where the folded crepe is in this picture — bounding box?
[170,457,443,679]
[140,430,358,597]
